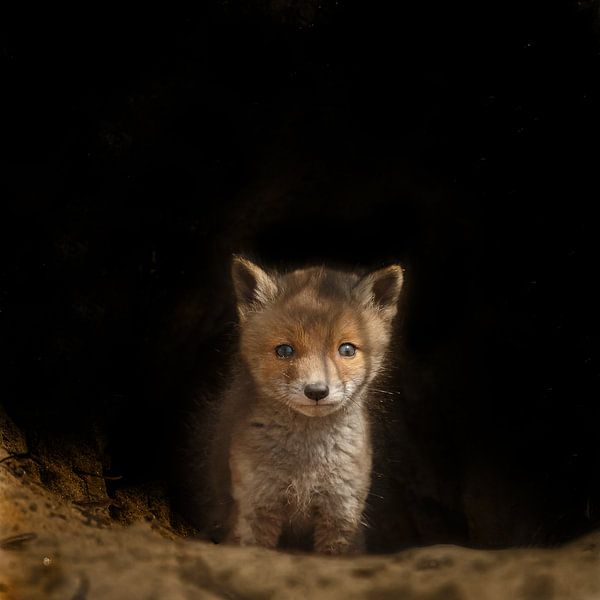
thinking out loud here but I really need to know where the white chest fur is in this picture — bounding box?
[229,401,372,547]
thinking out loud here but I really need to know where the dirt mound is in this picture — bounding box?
[3,441,600,599]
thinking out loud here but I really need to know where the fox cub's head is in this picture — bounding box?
[231,257,404,417]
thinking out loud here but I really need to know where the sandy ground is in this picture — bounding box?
[2,459,600,600]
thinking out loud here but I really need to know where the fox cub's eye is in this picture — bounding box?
[275,344,295,358]
[338,343,357,357]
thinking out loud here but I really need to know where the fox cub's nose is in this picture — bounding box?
[304,383,329,401]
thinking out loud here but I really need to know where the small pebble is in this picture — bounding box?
[42,556,52,567]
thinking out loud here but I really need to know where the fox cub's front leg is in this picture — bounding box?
[314,514,364,554]
[228,452,284,547]
[229,504,283,548]
[313,490,367,554]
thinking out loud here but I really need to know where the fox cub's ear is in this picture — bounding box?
[355,265,404,319]
[231,256,278,320]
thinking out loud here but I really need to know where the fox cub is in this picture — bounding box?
[207,257,404,554]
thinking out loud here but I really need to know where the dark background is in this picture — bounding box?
[2,1,600,551]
